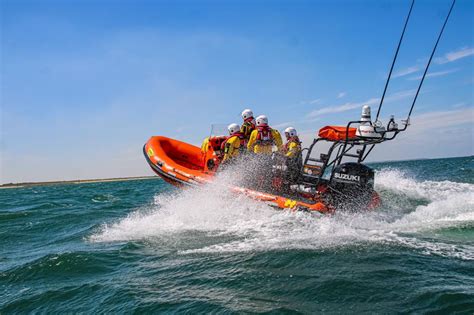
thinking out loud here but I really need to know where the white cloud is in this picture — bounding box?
[393,66,420,78]
[406,107,474,132]
[367,107,474,161]
[384,89,417,101]
[273,121,294,129]
[306,89,416,118]
[435,47,474,64]
[452,102,467,108]
[297,99,321,106]
[298,107,473,162]
[337,92,346,99]
[393,46,473,79]
[306,98,378,117]
[407,68,459,81]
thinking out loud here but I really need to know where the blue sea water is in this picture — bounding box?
[1,156,473,313]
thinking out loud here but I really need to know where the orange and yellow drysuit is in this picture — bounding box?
[240,117,256,142]
[283,137,302,158]
[222,132,246,162]
[247,126,283,154]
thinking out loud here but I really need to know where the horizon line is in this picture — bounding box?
[2,154,471,188]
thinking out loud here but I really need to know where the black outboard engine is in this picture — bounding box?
[329,162,375,211]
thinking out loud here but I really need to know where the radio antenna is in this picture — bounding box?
[375,0,415,122]
[404,0,456,124]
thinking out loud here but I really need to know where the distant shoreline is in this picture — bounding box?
[0,176,159,189]
[2,155,471,190]
[368,154,473,164]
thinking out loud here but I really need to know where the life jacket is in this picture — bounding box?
[237,132,247,149]
[221,132,247,153]
[284,137,303,176]
[284,136,301,153]
[241,118,256,138]
[244,117,256,129]
[256,125,274,146]
[209,136,227,156]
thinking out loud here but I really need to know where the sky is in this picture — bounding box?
[1,0,473,184]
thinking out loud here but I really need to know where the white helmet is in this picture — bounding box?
[256,115,268,126]
[227,123,240,135]
[284,127,297,138]
[241,109,254,120]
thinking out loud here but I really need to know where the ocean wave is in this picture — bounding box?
[91,194,120,203]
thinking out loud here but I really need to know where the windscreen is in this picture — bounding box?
[209,124,228,138]
[303,140,336,179]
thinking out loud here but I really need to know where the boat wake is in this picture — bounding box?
[90,168,474,260]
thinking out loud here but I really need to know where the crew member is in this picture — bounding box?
[222,123,246,162]
[245,115,282,191]
[283,127,302,159]
[201,135,227,171]
[240,109,256,144]
[201,137,210,154]
[283,127,303,182]
[247,115,283,154]
[201,136,226,156]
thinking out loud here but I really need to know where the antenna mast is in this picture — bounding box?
[375,0,415,123]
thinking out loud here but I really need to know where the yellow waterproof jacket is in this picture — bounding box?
[223,135,242,161]
[284,140,302,158]
[247,128,283,154]
[201,137,210,154]
[240,120,255,140]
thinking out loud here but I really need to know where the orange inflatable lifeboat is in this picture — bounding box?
[144,136,213,187]
[143,136,334,213]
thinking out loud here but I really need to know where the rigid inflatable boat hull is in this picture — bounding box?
[144,136,379,213]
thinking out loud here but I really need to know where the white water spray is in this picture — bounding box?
[90,167,474,260]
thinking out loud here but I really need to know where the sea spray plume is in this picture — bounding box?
[91,155,283,244]
[375,168,474,201]
[202,154,277,195]
[91,167,474,260]
[213,153,282,194]
[89,161,279,243]
[375,168,474,232]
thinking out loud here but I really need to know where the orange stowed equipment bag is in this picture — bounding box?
[318,126,357,141]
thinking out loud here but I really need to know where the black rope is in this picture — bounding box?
[375,0,415,122]
[406,0,456,120]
